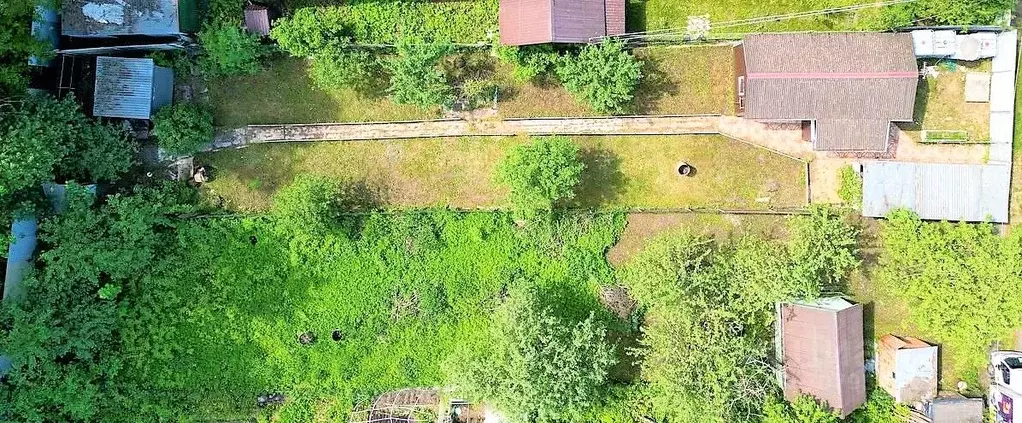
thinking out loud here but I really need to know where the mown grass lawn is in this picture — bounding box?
[207,46,737,126]
[199,135,805,212]
[207,56,438,127]
[628,0,892,33]
[902,60,992,143]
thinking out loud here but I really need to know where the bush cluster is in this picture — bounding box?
[496,136,585,216]
[151,103,215,155]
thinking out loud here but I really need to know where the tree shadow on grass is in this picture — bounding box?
[627,54,679,115]
[574,148,627,208]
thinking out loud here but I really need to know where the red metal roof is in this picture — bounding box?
[499,0,624,45]
[244,5,270,36]
[779,300,867,418]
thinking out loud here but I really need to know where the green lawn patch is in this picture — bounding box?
[628,0,890,33]
[207,56,437,126]
[903,60,992,143]
[199,135,806,212]
[209,46,736,127]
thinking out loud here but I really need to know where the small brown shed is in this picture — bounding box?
[498,0,626,46]
[777,298,867,418]
[244,4,271,36]
[876,334,938,405]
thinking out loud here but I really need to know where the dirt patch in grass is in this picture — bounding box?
[200,135,807,212]
[207,56,437,127]
[902,60,992,143]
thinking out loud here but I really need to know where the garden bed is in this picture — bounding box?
[628,0,892,34]
[198,135,806,212]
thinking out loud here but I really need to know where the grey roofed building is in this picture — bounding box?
[736,33,919,151]
[862,162,1010,223]
[925,392,984,423]
[93,56,173,120]
[62,0,180,37]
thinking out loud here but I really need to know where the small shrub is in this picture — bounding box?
[308,46,378,92]
[496,136,584,215]
[198,21,266,77]
[494,44,558,82]
[387,37,454,109]
[460,78,497,109]
[151,103,215,156]
[556,40,642,114]
[837,165,863,207]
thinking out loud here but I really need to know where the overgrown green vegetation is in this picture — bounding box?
[496,136,585,216]
[198,21,268,77]
[837,166,862,207]
[0,94,133,199]
[387,38,454,109]
[0,0,49,96]
[271,0,497,45]
[151,103,215,155]
[875,209,1022,378]
[633,0,1012,34]
[620,207,858,422]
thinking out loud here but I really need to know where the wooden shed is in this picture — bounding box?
[876,334,938,405]
[498,0,625,46]
[777,298,866,418]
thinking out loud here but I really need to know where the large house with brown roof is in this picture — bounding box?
[735,33,919,152]
[498,0,626,46]
[777,298,866,417]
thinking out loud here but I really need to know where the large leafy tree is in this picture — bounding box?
[877,209,1022,372]
[556,41,642,114]
[386,37,453,109]
[0,184,197,422]
[448,288,616,422]
[0,95,133,197]
[620,207,858,422]
[496,136,584,216]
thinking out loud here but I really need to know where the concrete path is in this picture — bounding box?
[210,116,722,150]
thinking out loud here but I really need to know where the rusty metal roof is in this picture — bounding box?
[779,299,866,418]
[63,0,180,37]
[741,33,918,151]
[499,0,623,45]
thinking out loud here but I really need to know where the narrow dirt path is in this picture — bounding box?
[210,116,723,150]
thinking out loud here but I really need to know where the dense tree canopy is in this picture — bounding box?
[620,207,858,422]
[449,288,616,422]
[0,95,133,198]
[876,209,1022,373]
[0,0,48,96]
[198,22,267,77]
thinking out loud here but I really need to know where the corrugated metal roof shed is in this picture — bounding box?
[499,0,623,45]
[93,57,173,119]
[862,31,1016,224]
[862,162,1010,223]
[741,33,918,152]
[62,0,180,37]
[778,298,866,418]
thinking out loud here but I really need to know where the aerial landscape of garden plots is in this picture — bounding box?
[2,0,1022,422]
